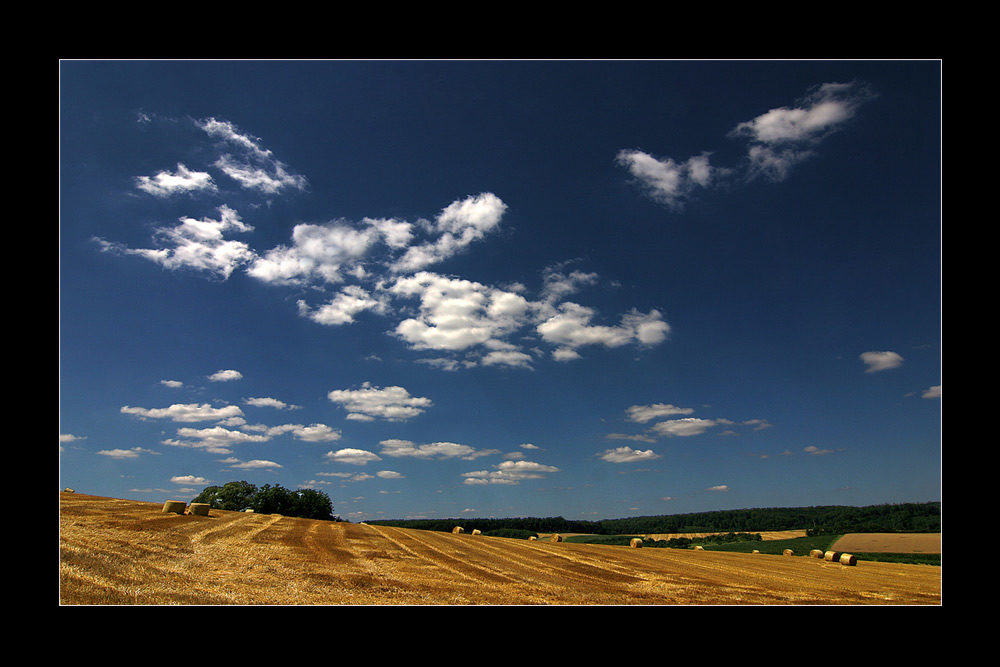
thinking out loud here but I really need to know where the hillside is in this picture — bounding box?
[59,493,942,605]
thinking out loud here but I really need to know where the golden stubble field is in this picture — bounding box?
[59,493,941,605]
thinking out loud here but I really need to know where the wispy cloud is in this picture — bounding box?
[619,81,875,209]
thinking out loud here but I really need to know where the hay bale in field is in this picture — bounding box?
[694,545,704,551]
[824,550,840,562]
[189,503,210,516]
[630,538,643,548]
[529,536,537,541]
[839,553,858,566]
[452,526,465,534]
[752,549,760,554]
[550,534,563,542]
[783,549,794,556]
[471,529,482,535]
[810,549,825,558]
[162,500,186,514]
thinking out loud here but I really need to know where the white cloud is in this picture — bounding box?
[706,484,729,492]
[619,81,874,207]
[96,447,158,459]
[379,439,498,460]
[537,303,669,355]
[291,423,342,442]
[199,117,308,194]
[390,271,533,353]
[230,459,283,469]
[377,470,405,479]
[462,459,559,485]
[121,403,244,422]
[95,205,254,280]
[598,446,660,463]
[626,403,695,423]
[209,369,244,382]
[860,350,904,373]
[616,150,716,210]
[327,382,433,422]
[325,448,382,465]
[136,163,217,197]
[650,417,716,437]
[162,425,269,454]
[732,81,875,182]
[804,445,835,456]
[922,385,941,399]
[390,193,506,273]
[247,220,384,286]
[244,397,301,410]
[298,285,385,326]
[171,475,209,485]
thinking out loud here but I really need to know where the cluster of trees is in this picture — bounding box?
[192,481,338,521]
[365,502,940,536]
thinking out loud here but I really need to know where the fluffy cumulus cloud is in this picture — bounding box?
[96,206,255,280]
[462,459,560,485]
[162,426,270,454]
[598,446,660,464]
[324,448,382,465]
[121,403,244,422]
[327,383,433,422]
[135,163,217,197]
[626,403,695,423]
[619,81,874,208]
[860,350,904,373]
[98,115,674,369]
[650,417,717,437]
[379,439,499,460]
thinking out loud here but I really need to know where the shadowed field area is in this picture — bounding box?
[59,493,942,605]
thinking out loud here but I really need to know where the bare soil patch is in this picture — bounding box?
[831,533,941,554]
[59,493,941,605]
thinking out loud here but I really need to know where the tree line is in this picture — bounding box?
[364,502,940,535]
[192,481,338,521]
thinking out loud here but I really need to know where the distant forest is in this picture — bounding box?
[364,502,940,536]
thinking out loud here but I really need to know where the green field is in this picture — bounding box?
[566,533,941,566]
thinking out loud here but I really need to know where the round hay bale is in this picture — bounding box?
[452,526,465,534]
[752,549,760,554]
[528,536,537,541]
[471,529,482,535]
[162,500,186,514]
[630,538,643,548]
[824,550,840,562]
[810,549,825,558]
[694,545,704,551]
[189,502,211,516]
[839,552,858,566]
[783,549,794,556]
[550,534,563,542]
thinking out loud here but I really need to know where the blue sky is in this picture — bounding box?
[59,60,941,522]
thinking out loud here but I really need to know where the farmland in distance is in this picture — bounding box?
[59,493,941,606]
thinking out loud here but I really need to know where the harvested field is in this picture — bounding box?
[831,533,941,554]
[643,530,808,542]
[59,493,941,605]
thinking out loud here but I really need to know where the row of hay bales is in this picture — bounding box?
[451,527,481,535]
[162,500,211,516]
